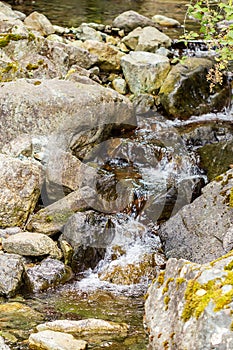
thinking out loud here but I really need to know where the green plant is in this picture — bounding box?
[182,0,233,90]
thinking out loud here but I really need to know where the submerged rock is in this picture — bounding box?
[29,330,87,350]
[2,232,62,259]
[25,258,72,293]
[36,318,129,335]
[144,253,233,350]
[159,57,231,119]
[159,169,233,263]
[121,51,170,94]
[0,253,24,297]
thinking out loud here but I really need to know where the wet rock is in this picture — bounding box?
[144,254,233,350]
[132,94,155,114]
[152,14,180,27]
[26,187,94,235]
[25,258,72,293]
[0,154,42,228]
[121,51,170,94]
[82,40,125,71]
[99,251,165,285]
[0,2,22,20]
[197,141,233,181]
[24,11,55,36]
[29,330,87,350]
[60,211,115,271]
[122,26,171,51]
[112,10,158,32]
[159,169,233,263]
[159,57,231,119]
[2,232,62,259]
[0,253,24,297]
[0,78,135,152]
[36,318,129,336]
[0,336,10,350]
[0,301,43,340]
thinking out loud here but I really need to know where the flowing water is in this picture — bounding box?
[2,1,233,349]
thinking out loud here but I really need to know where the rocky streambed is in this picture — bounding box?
[0,1,232,349]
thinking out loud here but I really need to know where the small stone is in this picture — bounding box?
[152,15,180,27]
[112,77,127,94]
[24,11,55,36]
[29,330,87,350]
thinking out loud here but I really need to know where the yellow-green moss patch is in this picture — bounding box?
[229,188,233,207]
[157,271,165,287]
[0,34,27,48]
[176,277,186,288]
[182,270,233,322]
[162,277,174,294]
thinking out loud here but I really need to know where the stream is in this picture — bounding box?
[1,1,233,349]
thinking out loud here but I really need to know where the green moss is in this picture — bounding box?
[0,34,26,48]
[157,271,165,286]
[215,175,223,182]
[230,321,233,331]
[229,188,233,207]
[45,211,73,224]
[164,296,170,310]
[26,60,44,71]
[162,277,174,294]
[224,260,233,271]
[182,270,233,322]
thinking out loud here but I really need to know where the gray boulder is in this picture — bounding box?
[2,232,62,259]
[25,258,72,293]
[121,51,170,94]
[26,187,96,235]
[29,330,87,350]
[112,10,158,32]
[144,254,233,350]
[0,79,135,152]
[159,57,231,119]
[159,169,233,263]
[122,26,171,51]
[0,154,42,228]
[0,253,24,297]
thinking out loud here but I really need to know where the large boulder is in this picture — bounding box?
[121,51,170,94]
[159,57,231,119]
[122,26,171,51]
[112,10,158,32]
[2,232,62,259]
[0,253,25,297]
[0,79,135,152]
[144,253,233,350]
[0,154,42,228]
[159,169,233,263]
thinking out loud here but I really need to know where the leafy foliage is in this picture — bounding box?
[182,0,233,91]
